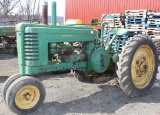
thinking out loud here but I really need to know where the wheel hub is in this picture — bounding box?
[139,61,147,72]
[131,45,155,89]
[135,56,148,77]
[24,92,31,100]
[15,85,40,109]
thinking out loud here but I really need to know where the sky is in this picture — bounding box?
[47,0,65,16]
[12,0,66,17]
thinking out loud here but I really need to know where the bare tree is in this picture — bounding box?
[0,0,21,17]
[0,0,41,26]
[20,0,41,22]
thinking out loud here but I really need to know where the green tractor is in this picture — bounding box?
[2,2,158,114]
[0,26,16,54]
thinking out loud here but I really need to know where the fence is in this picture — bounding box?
[0,15,64,26]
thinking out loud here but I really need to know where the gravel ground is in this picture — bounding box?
[0,54,160,115]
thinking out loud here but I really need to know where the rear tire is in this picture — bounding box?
[117,35,158,97]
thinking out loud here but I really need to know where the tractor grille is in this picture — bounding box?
[24,33,39,61]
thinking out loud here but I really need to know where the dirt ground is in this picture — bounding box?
[0,54,160,115]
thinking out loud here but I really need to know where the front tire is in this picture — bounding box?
[5,76,46,114]
[117,35,158,97]
[2,73,20,103]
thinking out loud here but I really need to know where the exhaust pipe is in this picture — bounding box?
[51,1,57,25]
[42,0,48,24]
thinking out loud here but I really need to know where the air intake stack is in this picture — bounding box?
[42,0,48,24]
[51,1,57,25]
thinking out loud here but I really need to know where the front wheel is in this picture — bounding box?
[117,35,158,97]
[2,73,20,103]
[5,76,46,114]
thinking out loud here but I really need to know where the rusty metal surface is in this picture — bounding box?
[42,2,48,24]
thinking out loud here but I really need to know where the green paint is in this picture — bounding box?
[91,48,110,73]
[15,3,129,77]
[0,48,17,55]
[16,23,95,75]
[0,26,15,36]
[109,28,128,36]
[51,1,56,25]
[112,53,119,63]
[16,20,129,76]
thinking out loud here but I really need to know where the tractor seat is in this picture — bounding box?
[109,28,128,36]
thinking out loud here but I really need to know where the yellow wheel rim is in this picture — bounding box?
[15,85,40,109]
[131,45,155,89]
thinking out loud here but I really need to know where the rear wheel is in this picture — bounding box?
[5,76,46,114]
[117,35,158,97]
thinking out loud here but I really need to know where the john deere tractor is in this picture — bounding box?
[0,26,16,54]
[2,2,158,114]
